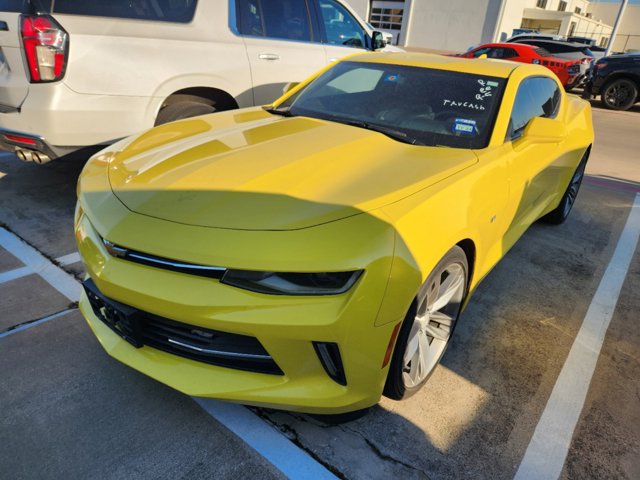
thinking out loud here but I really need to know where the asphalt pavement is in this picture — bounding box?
[0,103,638,479]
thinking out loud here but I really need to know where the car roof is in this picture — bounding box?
[518,39,589,48]
[477,42,535,50]
[354,52,520,78]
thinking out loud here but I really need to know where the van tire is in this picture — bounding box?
[155,101,216,126]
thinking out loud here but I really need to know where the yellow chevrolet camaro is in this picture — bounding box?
[75,53,593,415]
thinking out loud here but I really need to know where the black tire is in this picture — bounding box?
[154,101,216,126]
[383,246,468,401]
[600,78,638,111]
[543,151,588,225]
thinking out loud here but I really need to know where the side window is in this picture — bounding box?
[53,0,198,23]
[318,0,365,48]
[472,47,492,58]
[237,0,312,42]
[503,48,518,59]
[508,77,561,140]
[238,0,264,36]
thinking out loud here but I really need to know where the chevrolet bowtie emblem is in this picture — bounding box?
[103,239,129,258]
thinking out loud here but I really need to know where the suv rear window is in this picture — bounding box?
[0,0,51,12]
[53,0,197,23]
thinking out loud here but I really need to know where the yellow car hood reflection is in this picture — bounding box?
[108,109,478,230]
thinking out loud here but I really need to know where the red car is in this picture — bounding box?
[458,43,581,88]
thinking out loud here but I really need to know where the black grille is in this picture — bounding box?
[83,278,282,375]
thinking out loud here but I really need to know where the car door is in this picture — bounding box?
[503,76,566,243]
[236,0,326,106]
[315,0,369,63]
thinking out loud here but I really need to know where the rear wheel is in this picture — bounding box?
[600,78,638,111]
[155,101,216,126]
[543,152,588,225]
[384,246,468,400]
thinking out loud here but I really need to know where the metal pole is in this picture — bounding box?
[604,0,629,56]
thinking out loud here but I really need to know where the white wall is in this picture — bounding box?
[343,0,369,18]
[496,0,530,41]
[588,3,640,51]
[402,0,505,51]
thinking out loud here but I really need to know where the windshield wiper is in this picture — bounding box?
[340,119,424,145]
[263,106,295,117]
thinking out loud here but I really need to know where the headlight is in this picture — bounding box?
[221,270,363,296]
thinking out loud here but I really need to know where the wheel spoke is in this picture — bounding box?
[403,320,421,363]
[417,333,430,380]
[425,322,450,342]
[429,310,454,327]
[430,269,463,312]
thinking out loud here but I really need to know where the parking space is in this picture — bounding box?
[1,104,639,479]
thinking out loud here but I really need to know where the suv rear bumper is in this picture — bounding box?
[0,128,60,163]
[0,83,154,159]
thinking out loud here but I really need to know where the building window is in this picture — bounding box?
[370,6,404,31]
[536,0,547,8]
[575,7,581,15]
[599,37,609,48]
[569,21,576,36]
[558,1,567,12]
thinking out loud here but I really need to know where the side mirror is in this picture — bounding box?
[370,31,385,51]
[478,53,488,59]
[522,116,567,143]
[282,82,300,95]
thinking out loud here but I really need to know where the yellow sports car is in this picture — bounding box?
[75,53,593,415]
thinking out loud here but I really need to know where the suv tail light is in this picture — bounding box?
[21,15,68,83]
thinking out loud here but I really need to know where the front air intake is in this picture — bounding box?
[313,342,347,386]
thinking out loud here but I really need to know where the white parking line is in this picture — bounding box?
[0,250,81,285]
[56,252,81,266]
[196,399,338,479]
[0,226,336,479]
[0,265,32,284]
[0,228,80,301]
[515,193,640,480]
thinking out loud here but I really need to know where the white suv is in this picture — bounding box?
[0,0,392,163]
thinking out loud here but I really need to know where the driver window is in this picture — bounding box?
[319,0,365,48]
[472,47,492,58]
[507,76,561,140]
[237,0,312,42]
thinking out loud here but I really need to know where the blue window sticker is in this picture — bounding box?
[384,73,400,82]
[453,118,478,136]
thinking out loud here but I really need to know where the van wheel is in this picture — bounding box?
[384,246,468,400]
[155,101,216,126]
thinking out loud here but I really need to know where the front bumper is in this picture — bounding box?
[75,177,407,413]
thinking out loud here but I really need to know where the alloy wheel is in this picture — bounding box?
[402,263,466,388]
[562,160,586,218]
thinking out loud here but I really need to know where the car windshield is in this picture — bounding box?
[274,61,507,149]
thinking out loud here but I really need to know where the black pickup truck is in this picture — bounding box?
[583,53,640,111]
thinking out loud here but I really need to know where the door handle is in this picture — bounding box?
[258,53,280,61]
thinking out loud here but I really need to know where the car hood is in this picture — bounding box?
[108,108,478,231]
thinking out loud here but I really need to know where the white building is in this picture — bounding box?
[588,1,640,52]
[346,0,614,52]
